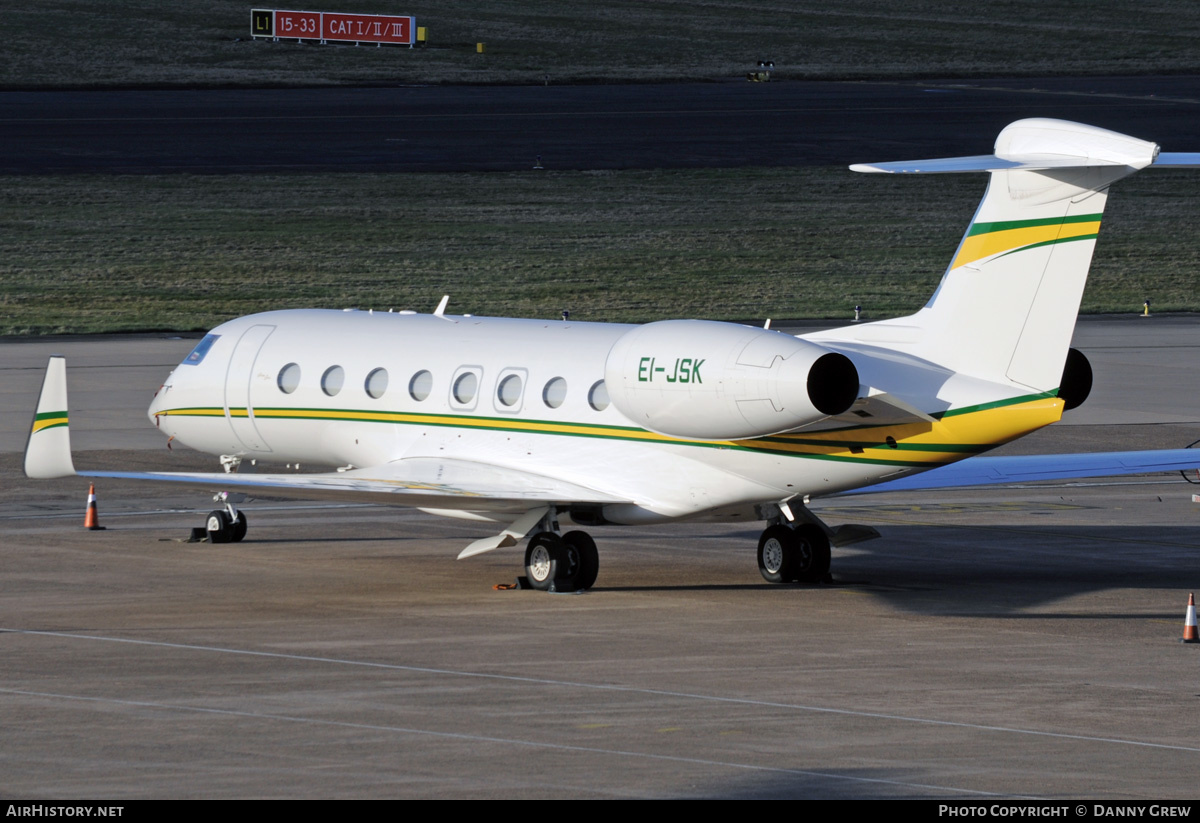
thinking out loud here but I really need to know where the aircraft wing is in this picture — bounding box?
[83,457,631,512]
[849,449,1200,494]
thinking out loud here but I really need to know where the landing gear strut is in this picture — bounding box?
[757,523,830,584]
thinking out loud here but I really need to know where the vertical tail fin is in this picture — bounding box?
[850,119,1161,392]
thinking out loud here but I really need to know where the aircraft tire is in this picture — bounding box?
[757,525,796,583]
[561,530,599,590]
[792,524,831,583]
[206,510,233,544]
[230,512,248,543]
[524,532,564,591]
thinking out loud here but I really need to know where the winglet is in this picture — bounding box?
[24,356,77,479]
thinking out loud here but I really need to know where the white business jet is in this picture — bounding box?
[25,119,1200,591]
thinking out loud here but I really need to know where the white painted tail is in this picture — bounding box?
[847,119,1193,394]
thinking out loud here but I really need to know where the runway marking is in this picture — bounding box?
[0,687,1015,798]
[7,628,1200,756]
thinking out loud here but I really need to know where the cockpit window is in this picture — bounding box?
[182,334,219,366]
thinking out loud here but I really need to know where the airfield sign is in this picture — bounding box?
[251,9,415,46]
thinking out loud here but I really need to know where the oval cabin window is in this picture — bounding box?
[409,370,432,401]
[453,372,478,405]
[321,365,345,397]
[497,374,523,407]
[543,377,567,409]
[588,380,610,412]
[365,368,388,399]
[277,363,301,394]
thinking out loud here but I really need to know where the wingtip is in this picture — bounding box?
[24,356,77,479]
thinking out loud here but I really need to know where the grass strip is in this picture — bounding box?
[3,167,1197,335]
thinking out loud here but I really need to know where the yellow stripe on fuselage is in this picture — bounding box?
[155,394,1065,469]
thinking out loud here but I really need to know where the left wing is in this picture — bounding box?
[849,450,1200,495]
[82,457,630,512]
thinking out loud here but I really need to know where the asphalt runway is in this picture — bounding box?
[4,321,1200,798]
[5,76,1200,173]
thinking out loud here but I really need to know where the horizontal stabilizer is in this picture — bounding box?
[852,154,1084,174]
[851,118,1160,175]
[848,449,1200,494]
[856,151,1200,174]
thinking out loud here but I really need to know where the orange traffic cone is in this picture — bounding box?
[83,484,105,531]
[1182,593,1198,643]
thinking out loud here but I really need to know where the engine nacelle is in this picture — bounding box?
[604,320,860,440]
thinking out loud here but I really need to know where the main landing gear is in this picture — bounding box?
[751,496,875,585]
[756,523,830,584]
[523,529,599,592]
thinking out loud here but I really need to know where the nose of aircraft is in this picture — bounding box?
[147,385,162,426]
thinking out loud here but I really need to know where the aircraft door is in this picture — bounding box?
[224,324,276,453]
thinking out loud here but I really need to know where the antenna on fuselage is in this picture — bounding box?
[433,295,449,317]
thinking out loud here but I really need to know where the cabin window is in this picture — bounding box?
[409,370,432,401]
[277,363,301,394]
[321,365,345,397]
[453,371,479,405]
[497,373,523,408]
[365,368,388,399]
[588,380,610,412]
[543,377,567,409]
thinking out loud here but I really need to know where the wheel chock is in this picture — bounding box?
[187,527,209,543]
[1182,593,1198,643]
[83,484,105,531]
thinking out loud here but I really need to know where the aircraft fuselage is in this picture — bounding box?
[149,308,1062,525]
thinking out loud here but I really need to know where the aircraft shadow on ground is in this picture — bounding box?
[584,522,1198,619]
